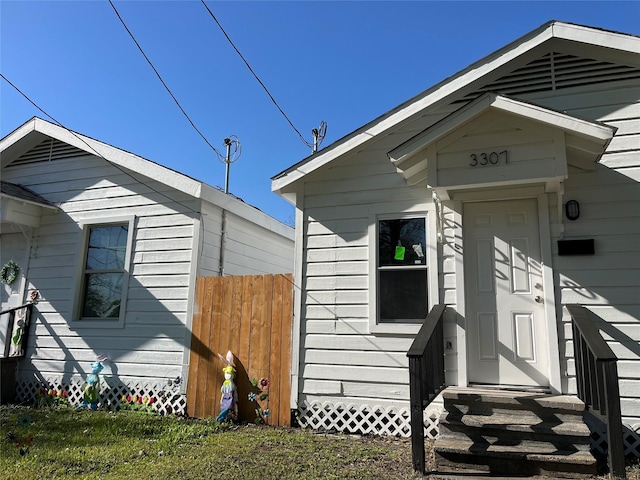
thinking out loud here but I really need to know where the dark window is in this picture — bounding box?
[377,218,427,323]
[80,224,128,319]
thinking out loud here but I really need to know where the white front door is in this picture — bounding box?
[464,198,549,388]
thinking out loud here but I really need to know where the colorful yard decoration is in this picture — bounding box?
[35,387,69,408]
[7,290,38,357]
[120,394,156,414]
[216,351,237,422]
[77,357,106,410]
[248,376,270,424]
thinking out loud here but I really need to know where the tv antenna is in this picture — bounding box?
[310,121,327,153]
[216,135,242,193]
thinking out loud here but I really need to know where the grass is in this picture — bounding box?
[2,405,638,480]
[0,405,424,480]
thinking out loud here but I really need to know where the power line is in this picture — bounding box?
[0,72,201,215]
[199,0,326,152]
[1,73,67,136]
[1,72,108,160]
[108,0,226,161]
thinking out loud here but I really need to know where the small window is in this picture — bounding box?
[79,223,130,321]
[377,217,428,323]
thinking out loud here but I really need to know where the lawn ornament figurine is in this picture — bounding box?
[77,356,106,410]
[216,351,237,422]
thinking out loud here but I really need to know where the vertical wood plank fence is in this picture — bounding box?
[186,274,294,427]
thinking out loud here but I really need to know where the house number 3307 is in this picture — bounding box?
[470,150,508,166]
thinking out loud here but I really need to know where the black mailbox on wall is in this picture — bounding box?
[558,239,595,256]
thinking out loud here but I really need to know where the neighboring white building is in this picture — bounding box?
[272,21,640,454]
[1,117,294,412]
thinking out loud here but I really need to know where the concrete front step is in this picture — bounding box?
[439,411,592,450]
[435,438,598,478]
[442,387,586,416]
[435,387,597,478]
[438,426,592,452]
[440,411,591,436]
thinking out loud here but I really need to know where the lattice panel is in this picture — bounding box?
[296,401,441,439]
[13,376,640,457]
[15,376,186,416]
[585,415,640,458]
[296,400,640,458]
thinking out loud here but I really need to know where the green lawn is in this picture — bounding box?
[1,405,423,480]
[2,405,638,480]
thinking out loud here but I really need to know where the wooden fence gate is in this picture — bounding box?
[186,274,293,427]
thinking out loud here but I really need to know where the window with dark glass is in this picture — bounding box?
[378,217,427,323]
[80,224,128,319]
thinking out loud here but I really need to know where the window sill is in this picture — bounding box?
[370,322,422,335]
[69,319,125,330]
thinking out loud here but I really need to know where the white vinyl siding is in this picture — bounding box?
[1,120,294,397]
[297,77,640,425]
[198,202,294,277]
[300,145,437,407]
[2,154,198,384]
[521,81,640,426]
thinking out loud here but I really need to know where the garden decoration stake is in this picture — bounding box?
[77,356,106,410]
[10,290,39,357]
[216,351,237,422]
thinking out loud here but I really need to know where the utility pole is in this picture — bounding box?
[224,137,232,193]
[217,135,241,277]
[218,135,241,194]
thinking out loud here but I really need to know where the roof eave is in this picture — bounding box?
[271,21,639,194]
[389,93,617,164]
[0,192,58,211]
[1,117,203,199]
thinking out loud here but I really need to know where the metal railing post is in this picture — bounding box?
[407,304,447,475]
[566,304,626,480]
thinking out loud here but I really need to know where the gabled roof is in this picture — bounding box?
[1,117,203,196]
[271,21,640,201]
[1,118,292,237]
[389,92,617,186]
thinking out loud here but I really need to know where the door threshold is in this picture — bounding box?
[468,383,551,394]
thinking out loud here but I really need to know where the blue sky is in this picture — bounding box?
[1,1,638,225]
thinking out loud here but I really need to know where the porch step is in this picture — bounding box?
[439,413,592,450]
[434,387,597,478]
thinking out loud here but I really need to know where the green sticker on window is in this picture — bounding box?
[394,246,406,260]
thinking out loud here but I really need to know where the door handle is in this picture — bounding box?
[535,296,543,303]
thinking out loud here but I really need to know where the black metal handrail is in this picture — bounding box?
[566,304,626,479]
[407,304,447,474]
[0,303,34,359]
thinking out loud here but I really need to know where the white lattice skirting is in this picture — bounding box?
[584,414,640,458]
[296,401,441,439]
[297,401,640,458]
[15,376,186,416]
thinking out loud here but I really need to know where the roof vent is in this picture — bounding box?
[454,52,640,103]
[7,138,88,167]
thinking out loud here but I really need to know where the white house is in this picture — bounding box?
[272,20,640,460]
[0,117,294,412]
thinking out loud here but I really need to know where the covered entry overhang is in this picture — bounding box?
[389,93,617,394]
[387,92,617,200]
[0,181,58,229]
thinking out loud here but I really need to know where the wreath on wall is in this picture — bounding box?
[1,260,20,285]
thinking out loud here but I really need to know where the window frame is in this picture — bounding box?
[71,216,135,329]
[368,206,437,334]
